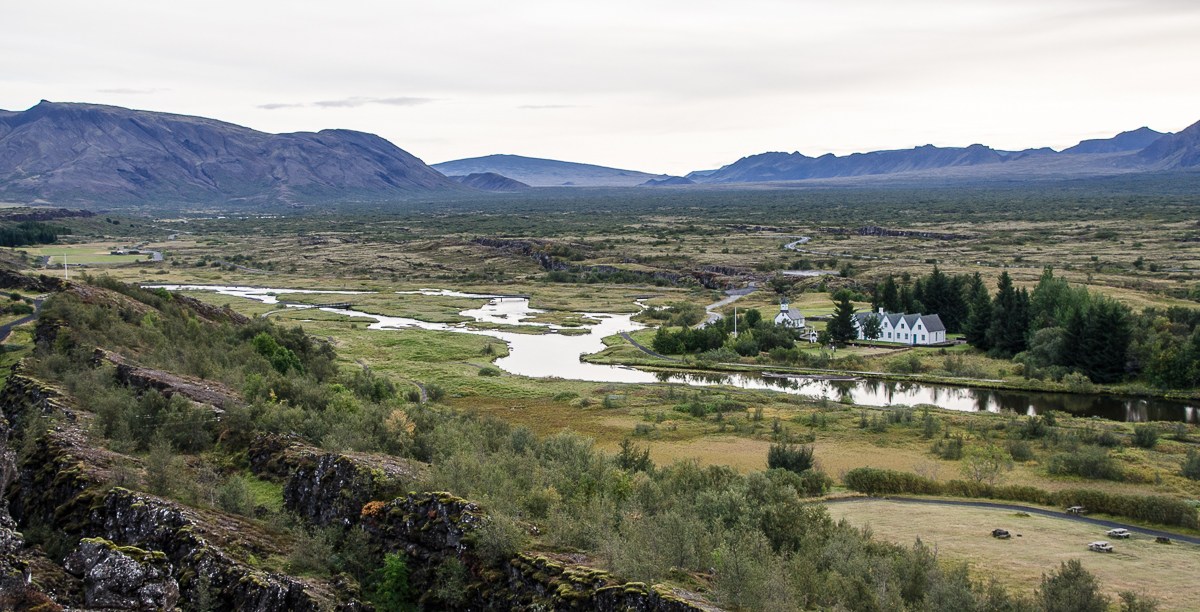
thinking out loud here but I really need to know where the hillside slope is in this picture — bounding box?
[696,144,1005,183]
[449,172,531,191]
[1137,119,1200,169]
[1061,127,1167,154]
[433,154,667,187]
[0,101,463,206]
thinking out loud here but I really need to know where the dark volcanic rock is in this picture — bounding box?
[450,172,531,191]
[94,349,244,408]
[0,100,465,205]
[248,434,419,527]
[63,537,180,611]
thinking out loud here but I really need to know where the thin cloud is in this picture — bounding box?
[314,96,434,108]
[374,97,434,107]
[97,88,166,94]
[257,102,305,110]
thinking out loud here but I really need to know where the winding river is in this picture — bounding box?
[147,285,1197,423]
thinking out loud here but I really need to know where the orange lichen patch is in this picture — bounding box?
[361,501,387,519]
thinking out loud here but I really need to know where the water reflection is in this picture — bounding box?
[147,284,1197,423]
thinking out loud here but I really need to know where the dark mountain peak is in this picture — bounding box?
[1137,119,1200,169]
[1062,127,1168,155]
[0,101,461,205]
[449,172,530,192]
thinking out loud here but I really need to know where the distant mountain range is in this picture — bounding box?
[0,101,464,206]
[432,154,669,187]
[1,100,1197,207]
[434,121,1200,187]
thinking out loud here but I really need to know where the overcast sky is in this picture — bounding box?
[3,0,1198,174]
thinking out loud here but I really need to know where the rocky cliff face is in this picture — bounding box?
[0,362,356,612]
[248,433,419,527]
[250,434,726,612]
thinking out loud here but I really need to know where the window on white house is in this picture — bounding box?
[922,335,926,341]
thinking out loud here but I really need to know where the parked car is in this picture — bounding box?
[1106,528,1131,539]
[1088,541,1114,553]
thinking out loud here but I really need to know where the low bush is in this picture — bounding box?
[1046,446,1124,481]
[1133,424,1159,449]
[1182,449,1200,481]
[767,443,815,474]
[1007,440,1034,462]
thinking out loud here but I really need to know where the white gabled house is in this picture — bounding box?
[852,308,946,345]
[774,299,806,329]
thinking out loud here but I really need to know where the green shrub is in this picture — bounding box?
[1133,424,1159,449]
[1038,559,1109,612]
[425,383,446,402]
[767,443,815,474]
[1182,449,1200,481]
[474,515,524,565]
[1046,447,1124,481]
[478,366,501,377]
[1007,440,1034,462]
[218,475,255,516]
[369,553,417,612]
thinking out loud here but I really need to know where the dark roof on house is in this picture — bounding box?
[919,314,945,332]
[854,311,945,333]
[779,307,804,320]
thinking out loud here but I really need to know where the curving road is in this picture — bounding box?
[0,299,42,343]
[699,287,757,328]
[619,331,679,361]
[825,496,1200,545]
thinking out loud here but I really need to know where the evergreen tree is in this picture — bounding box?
[828,291,859,345]
[964,273,991,349]
[881,276,901,313]
[987,272,1029,357]
[1069,298,1132,383]
[862,314,883,342]
[1037,559,1110,612]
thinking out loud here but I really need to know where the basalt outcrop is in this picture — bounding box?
[63,537,180,611]
[94,349,243,410]
[248,433,419,527]
[1,364,357,612]
[247,438,726,612]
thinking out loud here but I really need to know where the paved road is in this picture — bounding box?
[0,299,41,343]
[619,331,680,362]
[825,496,1200,545]
[699,287,757,328]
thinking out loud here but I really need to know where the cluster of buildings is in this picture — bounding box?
[772,300,946,346]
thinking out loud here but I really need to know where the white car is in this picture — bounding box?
[1106,528,1132,539]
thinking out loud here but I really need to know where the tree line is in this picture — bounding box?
[0,221,65,247]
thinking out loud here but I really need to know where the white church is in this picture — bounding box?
[774,299,806,328]
[852,308,946,345]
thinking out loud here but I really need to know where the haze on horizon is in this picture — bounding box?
[3,0,1198,176]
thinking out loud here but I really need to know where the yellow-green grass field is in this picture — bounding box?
[829,499,1200,611]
